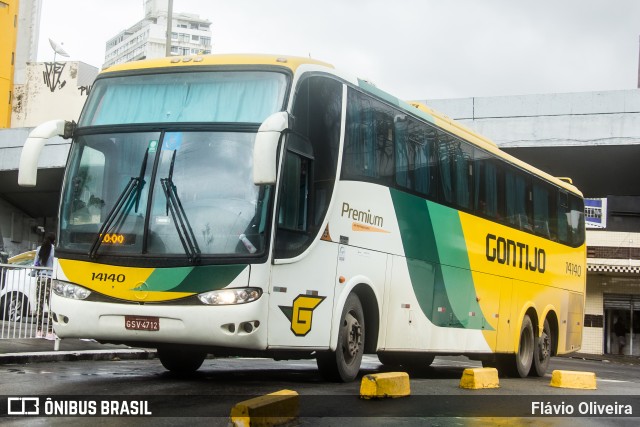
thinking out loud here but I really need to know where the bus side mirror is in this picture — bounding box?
[18,120,71,187]
[253,112,289,185]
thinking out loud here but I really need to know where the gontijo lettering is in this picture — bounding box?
[341,202,384,227]
[485,233,546,273]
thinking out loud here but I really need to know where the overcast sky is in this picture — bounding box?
[37,0,640,100]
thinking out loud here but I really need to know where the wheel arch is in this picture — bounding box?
[351,283,380,354]
[330,277,381,353]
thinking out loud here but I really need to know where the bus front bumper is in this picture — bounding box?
[49,293,269,350]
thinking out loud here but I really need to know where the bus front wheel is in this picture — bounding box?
[158,348,207,373]
[316,293,365,382]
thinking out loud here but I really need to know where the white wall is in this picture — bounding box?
[11,61,98,128]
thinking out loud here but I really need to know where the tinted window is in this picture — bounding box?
[275,76,343,259]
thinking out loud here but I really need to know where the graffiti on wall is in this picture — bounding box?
[43,62,67,92]
[79,86,92,96]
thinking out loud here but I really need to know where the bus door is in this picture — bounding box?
[267,133,339,348]
[268,242,338,348]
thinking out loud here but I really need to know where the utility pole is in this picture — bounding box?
[165,0,174,57]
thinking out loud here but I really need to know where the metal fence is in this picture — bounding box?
[0,263,54,340]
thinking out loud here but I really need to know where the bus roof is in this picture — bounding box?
[100,54,334,75]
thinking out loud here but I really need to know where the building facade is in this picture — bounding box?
[11,61,98,128]
[0,0,19,128]
[103,0,212,69]
[0,0,42,128]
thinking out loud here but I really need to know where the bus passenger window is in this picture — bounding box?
[395,117,435,198]
[533,183,551,238]
[437,135,473,210]
[473,149,499,219]
[505,170,531,231]
[342,89,394,185]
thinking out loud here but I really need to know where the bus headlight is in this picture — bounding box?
[52,280,92,300]
[198,288,262,305]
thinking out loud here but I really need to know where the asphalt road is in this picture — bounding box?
[0,354,639,426]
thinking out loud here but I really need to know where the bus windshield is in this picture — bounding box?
[79,70,289,126]
[60,131,271,259]
[58,69,288,261]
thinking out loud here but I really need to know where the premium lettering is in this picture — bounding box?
[486,234,546,273]
[341,202,384,228]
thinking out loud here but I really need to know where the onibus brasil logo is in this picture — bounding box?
[279,295,325,336]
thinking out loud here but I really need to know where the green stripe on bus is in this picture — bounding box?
[145,264,248,293]
[427,202,487,329]
[390,190,490,330]
[390,189,460,327]
[143,267,193,291]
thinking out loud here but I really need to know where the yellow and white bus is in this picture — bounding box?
[19,54,585,381]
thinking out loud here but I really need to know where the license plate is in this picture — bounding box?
[125,315,160,331]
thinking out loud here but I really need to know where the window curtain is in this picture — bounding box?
[484,162,498,217]
[87,77,284,125]
[414,139,430,195]
[455,150,470,209]
[395,119,409,187]
[475,160,498,217]
[533,185,549,236]
[439,141,453,203]
[505,172,516,224]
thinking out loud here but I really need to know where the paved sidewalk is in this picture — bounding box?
[0,338,156,364]
[561,351,640,366]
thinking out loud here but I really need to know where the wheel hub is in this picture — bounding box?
[345,313,362,358]
[540,332,551,359]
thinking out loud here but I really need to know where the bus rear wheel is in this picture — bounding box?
[510,314,535,377]
[316,293,365,382]
[484,314,535,377]
[158,348,207,373]
[530,318,552,377]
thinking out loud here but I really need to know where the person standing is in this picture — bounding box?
[35,232,55,339]
[613,315,627,355]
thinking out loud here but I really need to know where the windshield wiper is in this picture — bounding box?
[160,150,201,264]
[88,147,149,259]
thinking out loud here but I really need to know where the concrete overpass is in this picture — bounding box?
[0,130,68,219]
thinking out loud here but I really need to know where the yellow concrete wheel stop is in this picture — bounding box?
[360,372,411,399]
[459,368,500,389]
[230,389,299,427]
[549,370,597,389]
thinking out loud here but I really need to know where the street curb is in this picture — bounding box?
[0,349,157,365]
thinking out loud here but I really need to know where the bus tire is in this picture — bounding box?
[530,318,552,377]
[316,293,365,382]
[158,348,207,373]
[511,314,535,377]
